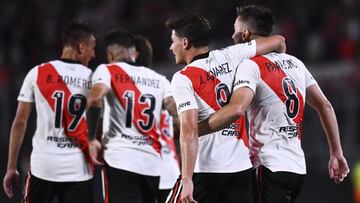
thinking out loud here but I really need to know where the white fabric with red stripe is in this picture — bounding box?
[171,41,257,173]
[92,62,172,176]
[17,60,93,181]
[234,52,317,174]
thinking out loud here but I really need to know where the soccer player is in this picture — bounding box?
[86,30,177,203]
[200,5,350,203]
[3,20,96,203]
[165,14,285,203]
[134,34,181,203]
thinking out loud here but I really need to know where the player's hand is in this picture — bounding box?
[3,169,19,198]
[328,152,350,184]
[180,177,197,203]
[89,139,103,165]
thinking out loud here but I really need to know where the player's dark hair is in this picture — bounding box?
[134,35,153,67]
[104,29,135,49]
[236,5,274,37]
[166,14,211,47]
[62,19,93,47]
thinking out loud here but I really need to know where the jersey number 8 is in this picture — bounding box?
[282,78,299,119]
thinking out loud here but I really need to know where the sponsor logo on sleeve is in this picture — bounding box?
[234,80,250,87]
[178,101,191,110]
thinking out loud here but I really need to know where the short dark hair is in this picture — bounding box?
[236,5,274,37]
[134,35,153,67]
[104,29,135,49]
[62,19,93,47]
[166,14,211,47]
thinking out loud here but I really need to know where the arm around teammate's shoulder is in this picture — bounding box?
[198,87,254,136]
[255,35,286,55]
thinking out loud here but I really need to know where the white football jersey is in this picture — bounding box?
[171,41,258,173]
[18,59,93,182]
[92,62,171,176]
[159,110,180,189]
[234,53,317,174]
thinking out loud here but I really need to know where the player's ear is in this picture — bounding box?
[106,49,113,63]
[77,42,85,54]
[242,29,251,42]
[135,50,140,61]
[183,37,191,50]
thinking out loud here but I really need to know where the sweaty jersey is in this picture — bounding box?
[234,52,317,174]
[171,41,258,173]
[18,59,93,182]
[159,110,180,189]
[92,62,171,176]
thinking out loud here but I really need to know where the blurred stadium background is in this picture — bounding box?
[0,0,359,202]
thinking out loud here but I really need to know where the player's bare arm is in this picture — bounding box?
[179,109,198,203]
[255,35,286,55]
[3,101,33,198]
[86,83,109,165]
[163,96,179,132]
[198,87,254,136]
[305,84,350,184]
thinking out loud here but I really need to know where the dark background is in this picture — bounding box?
[0,0,359,202]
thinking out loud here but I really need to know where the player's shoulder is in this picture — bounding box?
[171,70,186,83]
[95,63,109,71]
[237,57,259,69]
[50,59,92,74]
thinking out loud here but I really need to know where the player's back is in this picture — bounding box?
[18,59,93,181]
[235,52,317,174]
[92,62,171,176]
[171,43,257,173]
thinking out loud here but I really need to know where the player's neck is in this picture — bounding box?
[186,46,209,64]
[61,46,79,62]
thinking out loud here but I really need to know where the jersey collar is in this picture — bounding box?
[190,51,210,63]
[59,58,82,65]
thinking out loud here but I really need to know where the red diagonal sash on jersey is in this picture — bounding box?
[251,56,304,139]
[107,64,161,154]
[36,63,93,168]
[180,66,248,143]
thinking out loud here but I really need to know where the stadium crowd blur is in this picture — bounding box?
[0,0,359,202]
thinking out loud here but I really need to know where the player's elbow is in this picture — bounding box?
[274,35,286,53]
[320,100,335,114]
[231,104,246,118]
[12,118,28,132]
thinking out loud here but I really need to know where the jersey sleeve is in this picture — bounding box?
[292,56,317,88]
[92,64,111,88]
[17,67,37,103]
[233,59,260,93]
[224,40,257,65]
[304,67,317,88]
[171,72,198,115]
